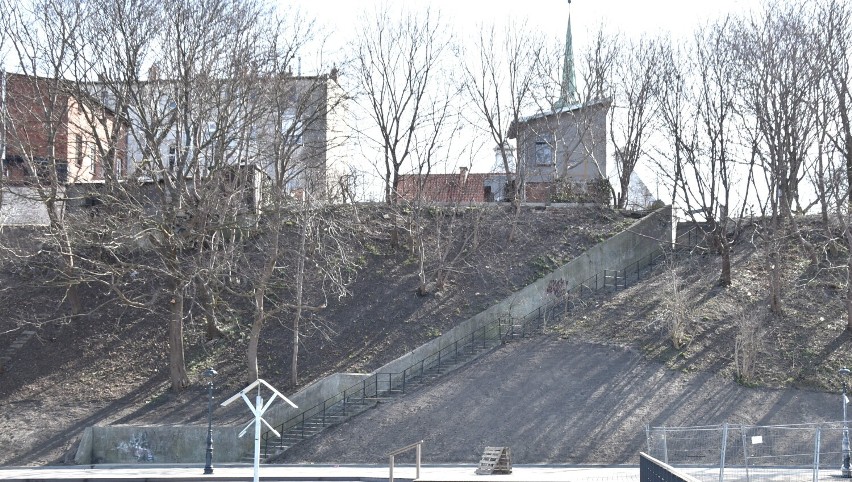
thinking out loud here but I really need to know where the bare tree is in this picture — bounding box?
[609,36,664,209]
[352,5,452,207]
[731,3,821,314]
[241,63,353,383]
[657,21,755,286]
[2,0,91,316]
[816,0,852,329]
[462,21,542,203]
[60,0,283,390]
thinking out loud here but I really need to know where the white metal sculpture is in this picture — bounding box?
[221,379,297,482]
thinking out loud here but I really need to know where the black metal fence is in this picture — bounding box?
[641,452,699,482]
[259,247,668,460]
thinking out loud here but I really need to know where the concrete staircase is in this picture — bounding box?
[252,207,673,463]
[255,335,498,462]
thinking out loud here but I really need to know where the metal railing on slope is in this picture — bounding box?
[260,320,504,459]
[258,248,667,461]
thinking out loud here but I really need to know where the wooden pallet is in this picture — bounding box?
[475,446,512,475]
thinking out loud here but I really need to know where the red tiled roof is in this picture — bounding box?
[397,172,497,203]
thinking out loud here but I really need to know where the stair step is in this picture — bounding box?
[252,332,508,461]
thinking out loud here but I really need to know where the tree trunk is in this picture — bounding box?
[617,174,630,209]
[507,199,521,243]
[67,282,82,317]
[291,207,309,386]
[168,282,189,391]
[47,196,82,317]
[846,226,852,331]
[719,234,732,287]
[198,281,224,341]
[768,244,783,316]
[247,287,264,382]
[847,256,852,332]
[291,308,300,386]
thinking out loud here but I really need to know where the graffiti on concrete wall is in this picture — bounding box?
[116,432,154,462]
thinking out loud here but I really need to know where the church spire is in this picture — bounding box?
[556,0,578,109]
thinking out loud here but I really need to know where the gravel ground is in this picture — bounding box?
[280,337,837,465]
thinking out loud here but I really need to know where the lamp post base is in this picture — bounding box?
[204,441,214,474]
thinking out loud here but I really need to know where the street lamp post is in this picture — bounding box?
[841,367,851,478]
[203,368,218,475]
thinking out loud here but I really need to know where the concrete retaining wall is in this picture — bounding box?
[75,373,370,464]
[371,206,672,377]
[74,425,243,464]
[0,186,62,226]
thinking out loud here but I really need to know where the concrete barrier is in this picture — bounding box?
[74,373,370,464]
[0,186,62,226]
[75,425,243,464]
[371,206,672,376]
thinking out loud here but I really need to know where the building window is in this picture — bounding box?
[89,144,97,176]
[281,108,304,145]
[534,140,553,166]
[168,144,177,171]
[75,135,83,167]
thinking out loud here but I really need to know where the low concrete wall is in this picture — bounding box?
[0,186,62,226]
[372,206,673,377]
[74,373,370,464]
[75,425,242,464]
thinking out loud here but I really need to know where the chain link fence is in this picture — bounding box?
[647,422,850,482]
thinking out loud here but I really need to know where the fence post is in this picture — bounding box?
[662,428,668,464]
[416,442,421,480]
[645,425,651,454]
[720,423,728,482]
[814,425,821,482]
[741,425,750,482]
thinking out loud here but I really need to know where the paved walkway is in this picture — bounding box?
[0,464,841,481]
[0,464,640,481]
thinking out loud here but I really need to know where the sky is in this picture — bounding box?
[291,0,760,65]
[286,0,762,201]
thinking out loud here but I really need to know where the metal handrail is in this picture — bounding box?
[388,440,423,482]
[259,247,667,459]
